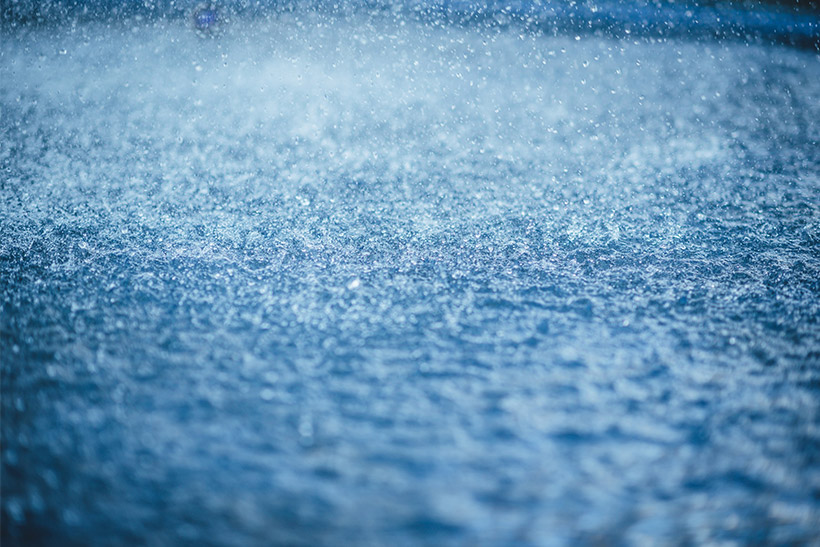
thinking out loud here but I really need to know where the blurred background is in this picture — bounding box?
[1,0,818,49]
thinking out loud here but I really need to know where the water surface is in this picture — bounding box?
[2,10,819,545]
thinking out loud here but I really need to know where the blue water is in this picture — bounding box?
[2,5,820,545]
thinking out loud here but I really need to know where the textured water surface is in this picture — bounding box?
[2,10,820,546]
